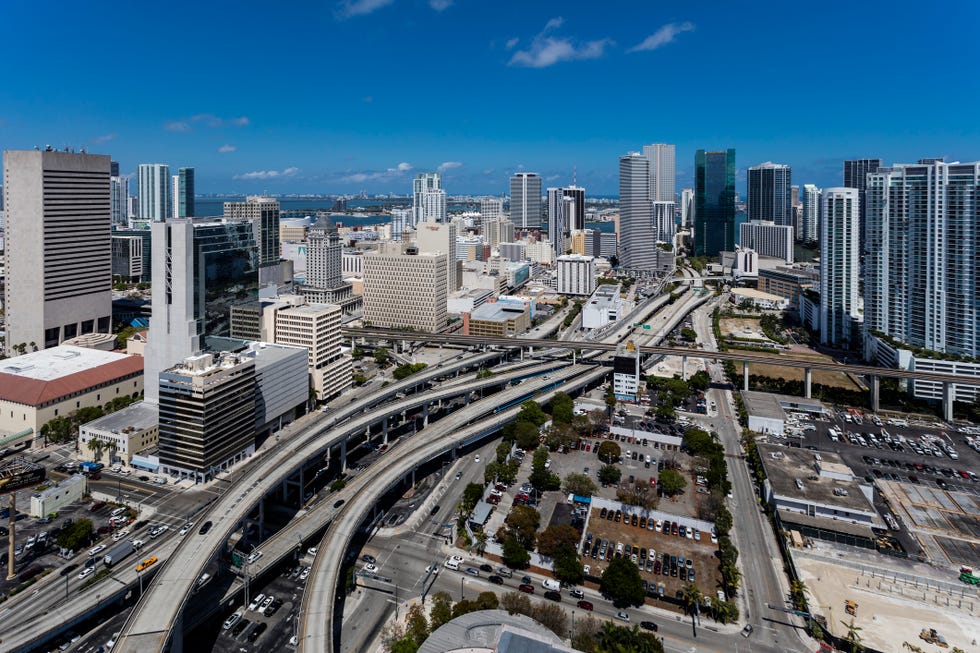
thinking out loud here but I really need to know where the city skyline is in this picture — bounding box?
[2,1,978,195]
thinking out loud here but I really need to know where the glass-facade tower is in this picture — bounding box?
[694,149,736,258]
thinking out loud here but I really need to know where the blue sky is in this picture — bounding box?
[2,0,978,196]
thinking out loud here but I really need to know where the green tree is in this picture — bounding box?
[655,403,676,422]
[516,401,549,427]
[505,506,540,548]
[599,557,645,607]
[561,473,597,497]
[530,601,569,639]
[552,547,584,585]
[616,481,659,510]
[393,362,427,380]
[604,385,617,413]
[474,591,499,610]
[683,428,714,455]
[56,518,94,551]
[501,536,530,569]
[495,441,512,464]
[405,603,429,647]
[659,468,687,496]
[86,438,103,462]
[680,582,703,635]
[715,599,739,624]
[513,421,541,450]
[548,392,575,425]
[536,524,581,558]
[429,592,453,630]
[373,347,391,366]
[680,327,698,341]
[476,367,494,379]
[500,591,533,616]
[461,483,484,513]
[40,416,73,444]
[689,370,711,392]
[596,441,621,464]
[598,464,621,486]
[840,618,864,653]
[389,638,418,653]
[594,622,664,653]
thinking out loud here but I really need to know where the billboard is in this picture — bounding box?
[0,459,46,495]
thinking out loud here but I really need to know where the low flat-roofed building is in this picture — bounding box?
[447,288,494,315]
[465,302,530,337]
[730,287,790,310]
[30,473,85,518]
[581,283,624,329]
[419,610,575,653]
[759,265,819,307]
[741,390,827,436]
[0,346,143,437]
[758,443,881,547]
[79,400,159,466]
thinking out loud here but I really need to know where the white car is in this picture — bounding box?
[299,567,311,581]
[474,455,481,463]
[247,550,263,564]
[260,595,275,611]
[615,610,630,622]
[307,546,318,556]
[248,593,266,611]
[78,566,96,579]
[88,544,107,557]
[178,523,193,536]
[112,529,131,542]
[222,612,243,630]
[363,563,378,573]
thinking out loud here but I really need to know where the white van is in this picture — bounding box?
[541,578,561,591]
[222,612,243,630]
[444,559,460,570]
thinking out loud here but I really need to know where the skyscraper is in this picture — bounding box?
[145,218,259,402]
[480,197,503,222]
[694,149,736,258]
[819,188,861,347]
[138,163,171,221]
[417,221,458,296]
[680,188,694,229]
[412,173,445,225]
[801,184,821,243]
[618,153,655,271]
[3,149,112,354]
[747,162,793,228]
[305,216,343,290]
[642,143,676,202]
[738,221,794,263]
[843,158,881,255]
[224,196,280,288]
[864,161,980,358]
[510,172,542,229]
[547,185,585,255]
[110,174,129,227]
[177,167,195,218]
[362,249,448,332]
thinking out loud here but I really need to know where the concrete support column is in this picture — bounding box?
[172,613,184,653]
[382,418,389,444]
[943,381,955,423]
[681,356,688,381]
[340,439,348,473]
[258,498,265,532]
[423,402,430,428]
[6,495,16,579]
[742,361,750,392]
[411,468,416,486]
[804,368,812,399]
[520,348,524,361]
[869,375,880,414]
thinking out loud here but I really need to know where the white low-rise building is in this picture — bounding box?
[581,284,624,329]
[79,401,159,466]
[31,474,86,518]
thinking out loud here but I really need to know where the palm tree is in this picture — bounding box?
[107,442,118,465]
[474,530,488,556]
[680,582,703,638]
[840,618,864,653]
[86,438,103,462]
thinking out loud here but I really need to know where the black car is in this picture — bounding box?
[640,621,659,632]
[198,521,213,535]
[246,622,267,643]
[488,575,504,585]
[230,618,250,638]
[430,504,441,516]
[362,554,377,564]
[544,590,562,602]
[333,499,346,508]
[479,563,493,573]
[264,598,284,616]
[138,475,150,482]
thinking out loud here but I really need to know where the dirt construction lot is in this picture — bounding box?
[742,347,866,392]
[719,316,770,341]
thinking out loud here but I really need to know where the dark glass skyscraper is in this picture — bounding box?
[177,167,195,218]
[694,149,736,258]
[843,158,880,256]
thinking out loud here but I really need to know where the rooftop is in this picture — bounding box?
[758,444,876,515]
[0,346,130,382]
[82,400,158,433]
[418,610,573,653]
[0,347,143,407]
[470,303,526,323]
[740,390,787,421]
[731,287,785,302]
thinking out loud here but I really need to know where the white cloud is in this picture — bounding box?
[396,162,413,171]
[164,120,191,133]
[429,0,452,10]
[505,37,519,50]
[91,134,116,145]
[218,144,237,153]
[234,167,298,180]
[338,162,414,184]
[509,18,612,68]
[337,0,394,18]
[230,116,250,126]
[164,114,250,132]
[628,21,694,52]
[438,161,463,172]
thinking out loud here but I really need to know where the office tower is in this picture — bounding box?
[299,217,359,313]
[618,153,655,271]
[275,303,351,400]
[158,351,257,482]
[417,221,458,295]
[653,202,675,243]
[127,196,138,222]
[177,167,195,218]
[362,249,448,332]
[224,196,280,287]
[413,172,445,225]
[802,184,821,242]
[694,149,736,258]
[480,197,503,222]
[145,218,259,402]
[738,221,794,263]
[747,162,793,229]
[642,143,675,202]
[819,188,861,346]
[843,158,881,255]
[510,172,542,229]
[110,174,129,227]
[138,163,171,221]
[791,185,802,240]
[547,186,585,255]
[171,175,179,218]
[680,188,694,228]
[3,149,112,354]
[112,235,144,282]
[865,161,980,358]
[556,254,596,296]
[391,208,412,241]
[110,160,120,177]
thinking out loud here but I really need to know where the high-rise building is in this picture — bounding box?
[275,303,352,400]
[110,160,119,177]
[480,197,503,222]
[412,173,445,225]
[390,208,412,241]
[3,149,112,354]
[556,254,596,296]
[864,161,980,358]
[112,235,144,282]
[642,143,676,202]
[483,217,513,250]
[819,188,861,346]
[305,216,343,290]
[618,153,655,271]
[801,184,821,243]
[224,196,280,288]
[694,149,736,258]
[362,249,448,332]
[110,174,129,227]
[144,218,259,402]
[843,158,881,255]
[738,221,794,263]
[747,162,793,229]
[176,167,195,218]
[510,172,542,229]
[138,163,171,221]
[680,188,694,229]
[547,185,585,255]
[653,202,675,243]
[416,221,458,296]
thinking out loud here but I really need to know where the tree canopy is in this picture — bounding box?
[599,557,646,607]
[658,468,687,496]
[562,472,598,497]
[597,441,621,464]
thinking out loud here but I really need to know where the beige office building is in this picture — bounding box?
[362,250,448,333]
[275,303,351,400]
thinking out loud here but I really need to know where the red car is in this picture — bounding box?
[649,477,657,486]
[518,584,535,594]
[576,600,594,611]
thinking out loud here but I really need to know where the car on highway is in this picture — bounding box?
[198,521,213,535]
[615,611,630,622]
[246,550,263,564]
[488,575,504,585]
[78,566,95,580]
[333,499,346,508]
[576,600,593,610]
[569,588,584,599]
[474,455,480,463]
[518,583,534,593]
[88,544,107,557]
[178,523,193,536]
[741,624,754,638]
[544,590,561,602]
[454,472,462,480]
[640,621,659,632]
[363,563,378,574]
[113,529,131,542]
[362,554,377,564]
[135,556,158,572]
[479,563,493,573]
[464,567,480,576]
